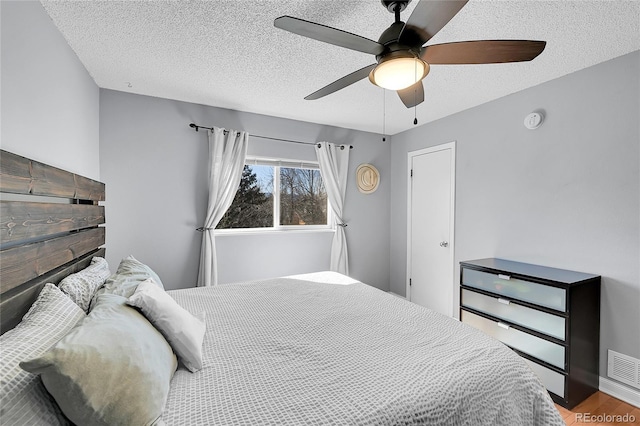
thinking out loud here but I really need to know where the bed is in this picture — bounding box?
[0,149,564,425]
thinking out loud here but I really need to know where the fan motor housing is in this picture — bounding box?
[378,21,405,46]
[376,21,422,63]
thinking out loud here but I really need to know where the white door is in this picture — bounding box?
[407,142,456,317]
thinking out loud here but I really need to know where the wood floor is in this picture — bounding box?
[555,392,639,425]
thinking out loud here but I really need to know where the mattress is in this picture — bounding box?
[162,272,564,425]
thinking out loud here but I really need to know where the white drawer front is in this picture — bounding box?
[523,358,566,398]
[461,310,566,370]
[462,268,566,312]
[461,289,566,341]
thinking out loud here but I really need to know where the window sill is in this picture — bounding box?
[214,228,335,237]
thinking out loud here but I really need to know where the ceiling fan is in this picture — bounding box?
[274,0,546,108]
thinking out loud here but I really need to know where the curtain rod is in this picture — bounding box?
[189,123,353,149]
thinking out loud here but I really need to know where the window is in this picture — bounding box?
[217,158,329,230]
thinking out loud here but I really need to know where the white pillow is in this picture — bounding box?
[59,257,111,313]
[127,278,206,372]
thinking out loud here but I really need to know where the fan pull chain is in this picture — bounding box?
[413,59,418,126]
[382,89,386,142]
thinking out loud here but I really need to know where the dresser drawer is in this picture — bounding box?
[462,268,566,312]
[523,358,566,398]
[461,289,566,341]
[461,310,566,370]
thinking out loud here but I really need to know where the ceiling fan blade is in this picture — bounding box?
[274,16,384,56]
[397,81,425,108]
[399,0,468,46]
[305,64,377,100]
[421,40,546,64]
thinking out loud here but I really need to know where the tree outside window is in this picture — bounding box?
[279,168,326,226]
[217,161,328,230]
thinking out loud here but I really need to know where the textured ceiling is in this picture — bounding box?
[41,0,640,135]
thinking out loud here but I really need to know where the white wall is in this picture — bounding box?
[1,1,100,180]
[99,90,391,291]
[389,51,640,377]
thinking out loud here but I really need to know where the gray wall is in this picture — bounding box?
[390,51,640,376]
[1,1,100,180]
[6,0,638,388]
[99,90,391,291]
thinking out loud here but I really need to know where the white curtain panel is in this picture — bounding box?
[315,142,350,275]
[197,127,248,286]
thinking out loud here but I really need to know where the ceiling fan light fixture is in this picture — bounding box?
[369,56,430,91]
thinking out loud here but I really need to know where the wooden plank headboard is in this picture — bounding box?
[0,150,106,333]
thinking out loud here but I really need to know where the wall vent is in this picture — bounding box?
[607,350,640,389]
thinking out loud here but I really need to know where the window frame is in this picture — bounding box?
[214,156,333,234]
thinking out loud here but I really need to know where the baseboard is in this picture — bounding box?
[387,291,406,299]
[600,376,640,408]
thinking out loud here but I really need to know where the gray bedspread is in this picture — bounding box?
[162,272,564,425]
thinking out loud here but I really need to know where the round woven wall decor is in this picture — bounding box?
[356,163,380,194]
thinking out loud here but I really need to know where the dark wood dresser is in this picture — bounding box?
[459,258,600,409]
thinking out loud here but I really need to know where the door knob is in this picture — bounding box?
[440,241,449,247]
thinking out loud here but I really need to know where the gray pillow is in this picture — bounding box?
[59,257,111,312]
[91,256,164,310]
[21,293,177,426]
[0,283,85,426]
